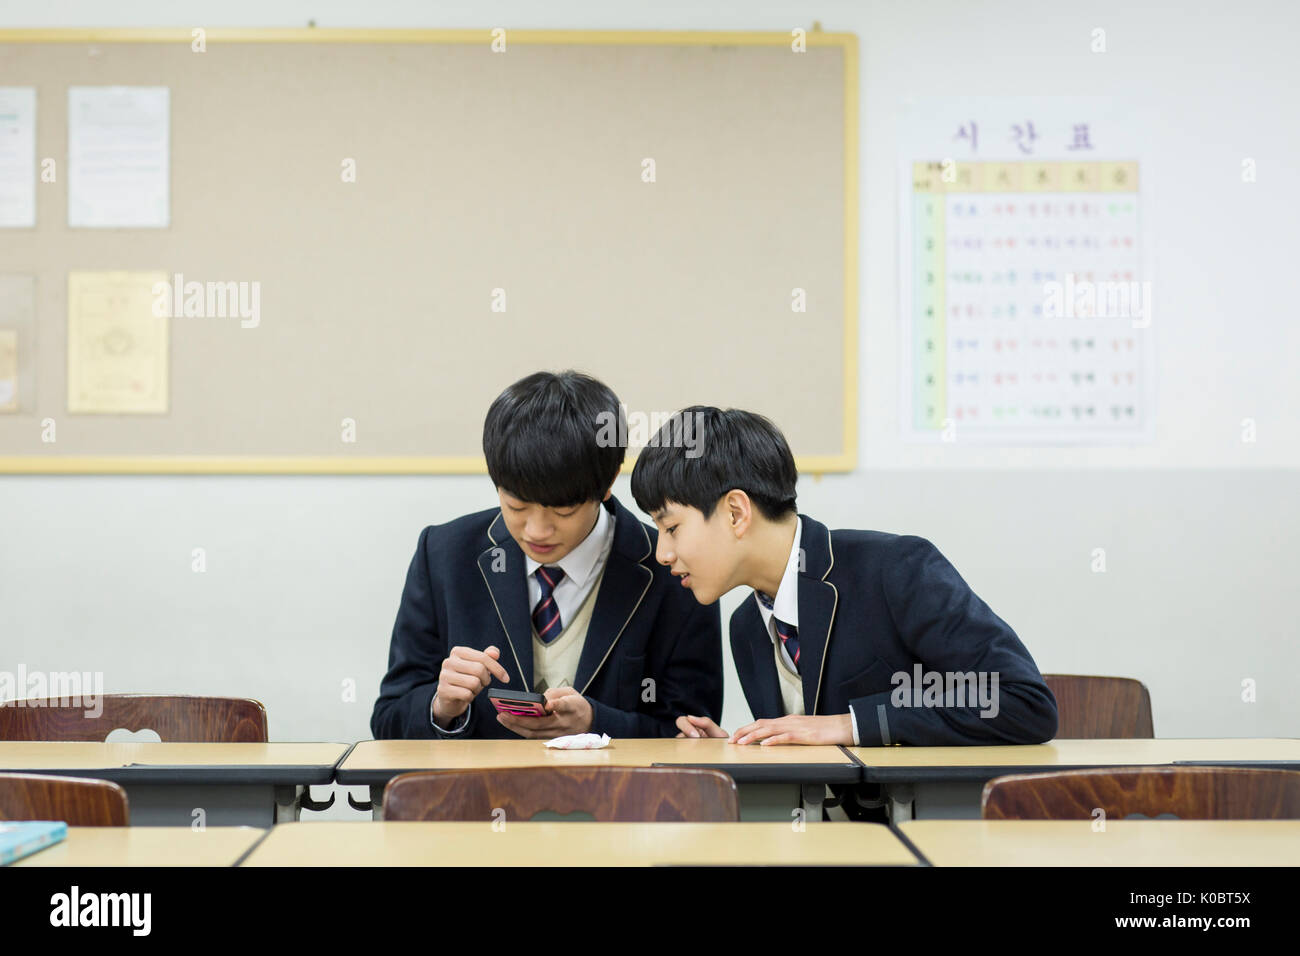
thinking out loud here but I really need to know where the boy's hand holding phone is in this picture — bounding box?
[432,645,510,725]
[496,686,593,738]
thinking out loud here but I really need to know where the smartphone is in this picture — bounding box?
[487,688,549,718]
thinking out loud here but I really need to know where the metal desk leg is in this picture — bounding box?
[274,785,303,823]
[885,783,915,822]
[370,784,385,821]
[801,784,826,823]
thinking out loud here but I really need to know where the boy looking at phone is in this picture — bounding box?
[370,372,723,740]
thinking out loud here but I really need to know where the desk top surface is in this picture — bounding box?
[338,738,859,784]
[899,819,1300,866]
[0,741,351,783]
[11,825,266,867]
[849,738,1300,780]
[241,820,919,866]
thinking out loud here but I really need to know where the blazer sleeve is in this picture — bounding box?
[850,536,1058,747]
[369,527,476,740]
[587,592,723,738]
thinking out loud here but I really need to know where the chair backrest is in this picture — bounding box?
[1043,674,1153,738]
[0,772,130,826]
[982,766,1300,820]
[0,694,268,742]
[384,766,740,822]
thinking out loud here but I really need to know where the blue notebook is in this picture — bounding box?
[0,821,68,865]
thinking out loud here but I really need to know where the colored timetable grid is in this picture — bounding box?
[903,159,1149,442]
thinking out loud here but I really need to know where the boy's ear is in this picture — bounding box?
[602,484,614,502]
[725,489,753,538]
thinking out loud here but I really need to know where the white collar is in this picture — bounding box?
[754,516,802,629]
[524,501,614,587]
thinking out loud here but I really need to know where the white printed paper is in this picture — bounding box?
[0,88,36,227]
[68,86,170,228]
[899,97,1154,444]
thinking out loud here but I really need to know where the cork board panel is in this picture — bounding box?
[0,30,856,472]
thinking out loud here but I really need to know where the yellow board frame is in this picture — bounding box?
[0,27,858,476]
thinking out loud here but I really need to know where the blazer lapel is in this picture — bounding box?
[797,577,837,715]
[575,498,653,694]
[476,511,534,691]
[794,515,838,716]
[733,597,782,720]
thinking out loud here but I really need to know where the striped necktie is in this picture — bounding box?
[774,617,801,672]
[756,591,800,673]
[532,566,567,643]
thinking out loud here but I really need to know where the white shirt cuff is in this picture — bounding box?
[430,695,472,735]
[848,704,861,746]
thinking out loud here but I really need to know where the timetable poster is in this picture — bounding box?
[899,99,1154,444]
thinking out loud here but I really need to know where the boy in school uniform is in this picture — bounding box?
[370,372,723,740]
[629,406,1057,749]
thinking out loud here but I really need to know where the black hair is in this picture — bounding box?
[482,370,626,507]
[630,406,798,521]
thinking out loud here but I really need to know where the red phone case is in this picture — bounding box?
[490,698,548,718]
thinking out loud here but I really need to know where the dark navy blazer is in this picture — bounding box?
[371,496,723,739]
[730,514,1058,746]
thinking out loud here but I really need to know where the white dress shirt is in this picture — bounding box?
[754,517,803,675]
[753,517,861,746]
[525,502,615,632]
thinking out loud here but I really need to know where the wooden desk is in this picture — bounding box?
[10,826,266,867]
[899,819,1300,866]
[848,738,1300,820]
[241,821,919,866]
[339,738,861,821]
[0,742,351,827]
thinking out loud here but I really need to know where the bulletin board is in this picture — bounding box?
[0,28,858,473]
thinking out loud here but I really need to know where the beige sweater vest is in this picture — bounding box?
[775,639,805,716]
[532,566,605,693]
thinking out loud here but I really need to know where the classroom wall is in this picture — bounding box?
[2,1,1297,818]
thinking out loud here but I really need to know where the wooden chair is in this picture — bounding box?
[1043,674,1153,738]
[384,766,740,822]
[0,694,268,743]
[982,766,1300,820]
[0,772,130,826]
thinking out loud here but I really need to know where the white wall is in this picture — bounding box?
[2,2,1297,818]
